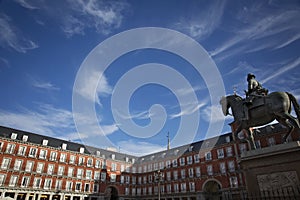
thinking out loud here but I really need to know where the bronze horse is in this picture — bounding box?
[220,92,300,149]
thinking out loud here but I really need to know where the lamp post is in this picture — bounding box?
[154,170,164,200]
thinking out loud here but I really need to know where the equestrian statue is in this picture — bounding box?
[220,73,300,150]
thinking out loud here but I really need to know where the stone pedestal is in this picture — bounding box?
[240,141,300,194]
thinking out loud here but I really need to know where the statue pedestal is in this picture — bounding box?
[240,141,300,195]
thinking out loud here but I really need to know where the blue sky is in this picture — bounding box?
[0,0,299,156]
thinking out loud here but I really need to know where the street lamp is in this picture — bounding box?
[154,170,164,200]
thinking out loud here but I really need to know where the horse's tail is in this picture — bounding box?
[287,92,300,122]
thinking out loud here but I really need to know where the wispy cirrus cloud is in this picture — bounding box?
[0,14,38,53]
[0,104,74,138]
[173,0,226,40]
[14,0,130,37]
[117,140,166,156]
[210,2,300,59]
[32,80,60,91]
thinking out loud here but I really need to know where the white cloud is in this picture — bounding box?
[0,104,74,137]
[32,80,60,91]
[117,140,166,156]
[174,0,226,40]
[0,14,38,53]
[75,70,112,106]
[169,102,205,119]
[211,4,300,58]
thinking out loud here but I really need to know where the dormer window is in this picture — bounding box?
[62,143,67,150]
[22,135,28,142]
[11,133,17,140]
[111,154,115,160]
[79,147,84,153]
[42,139,48,146]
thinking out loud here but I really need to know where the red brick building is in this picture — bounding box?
[0,124,291,200]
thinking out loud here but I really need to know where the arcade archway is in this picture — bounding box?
[203,179,222,200]
[105,186,119,200]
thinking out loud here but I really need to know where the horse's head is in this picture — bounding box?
[220,96,229,116]
[220,94,243,116]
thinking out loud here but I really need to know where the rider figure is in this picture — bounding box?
[245,73,267,104]
[243,73,268,120]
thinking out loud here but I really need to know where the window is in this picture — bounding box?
[180,183,186,192]
[22,135,28,142]
[6,143,15,154]
[205,152,212,161]
[1,158,11,170]
[84,183,90,192]
[166,160,171,168]
[78,157,84,165]
[220,162,226,174]
[29,147,37,157]
[132,188,136,196]
[207,165,213,176]
[188,168,194,178]
[132,176,136,184]
[94,171,100,180]
[11,133,17,139]
[62,143,67,150]
[66,181,73,191]
[120,175,124,184]
[196,167,201,177]
[125,175,130,184]
[194,154,200,163]
[93,184,99,193]
[159,161,164,169]
[36,163,44,173]
[79,147,84,153]
[189,182,195,192]
[167,184,172,193]
[255,140,262,148]
[42,139,48,146]
[69,155,76,164]
[74,182,82,191]
[268,137,276,146]
[111,163,117,171]
[148,175,152,183]
[87,158,93,167]
[111,154,115,160]
[217,148,224,158]
[33,178,42,188]
[9,175,18,187]
[59,153,67,162]
[55,180,62,190]
[166,172,171,181]
[187,156,193,164]
[143,176,147,184]
[0,174,6,186]
[226,146,233,157]
[179,157,185,166]
[47,164,54,175]
[125,187,129,195]
[239,143,247,153]
[173,171,178,180]
[86,170,92,180]
[44,179,52,189]
[50,151,57,161]
[58,166,64,176]
[25,161,34,172]
[148,186,152,195]
[174,184,179,193]
[172,159,178,167]
[230,176,238,188]
[111,174,117,182]
[39,149,47,159]
[101,172,106,181]
[77,168,83,178]
[95,160,101,168]
[21,176,30,187]
[138,176,142,184]
[228,161,235,172]
[181,169,186,179]
[14,159,23,171]
[17,146,27,156]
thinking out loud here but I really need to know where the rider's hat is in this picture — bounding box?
[247,73,255,80]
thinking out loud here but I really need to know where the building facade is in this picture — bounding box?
[0,124,292,200]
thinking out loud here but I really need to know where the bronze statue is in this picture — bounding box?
[220,92,300,149]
